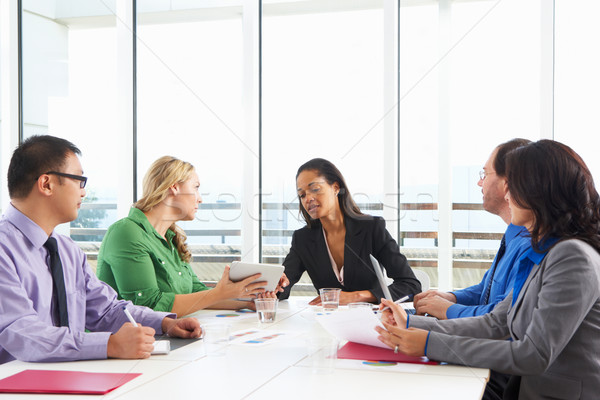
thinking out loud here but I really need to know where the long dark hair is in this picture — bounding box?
[506,139,600,252]
[296,158,364,227]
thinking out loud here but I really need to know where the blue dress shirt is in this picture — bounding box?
[446,224,530,319]
[0,204,174,364]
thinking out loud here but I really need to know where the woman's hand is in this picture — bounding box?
[308,290,376,306]
[257,291,278,299]
[308,295,322,306]
[214,266,267,300]
[378,298,408,328]
[375,321,429,357]
[275,273,289,293]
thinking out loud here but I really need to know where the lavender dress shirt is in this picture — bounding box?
[0,204,174,364]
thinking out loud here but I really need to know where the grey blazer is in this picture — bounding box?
[409,239,600,400]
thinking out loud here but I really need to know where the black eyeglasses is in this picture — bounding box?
[44,171,88,189]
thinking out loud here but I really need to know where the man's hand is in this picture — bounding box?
[413,290,456,307]
[161,317,202,338]
[414,295,454,319]
[107,323,155,359]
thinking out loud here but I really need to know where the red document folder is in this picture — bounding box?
[337,341,439,365]
[0,369,141,394]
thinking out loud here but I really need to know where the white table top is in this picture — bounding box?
[0,297,489,399]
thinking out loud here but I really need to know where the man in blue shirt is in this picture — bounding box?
[414,139,531,319]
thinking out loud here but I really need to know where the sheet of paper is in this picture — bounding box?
[196,310,257,323]
[315,308,388,349]
[229,329,261,343]
[229,329,299,346]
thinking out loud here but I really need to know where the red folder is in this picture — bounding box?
[337,341,439,365]
[0,369,141,394]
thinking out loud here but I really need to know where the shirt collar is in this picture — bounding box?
[128,207,155,233]
[128,207,175,244]
[5,203,53,249]
[505,223,529,241]
[523,236,560,265]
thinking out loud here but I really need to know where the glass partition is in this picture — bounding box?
[21,0,118,269]
[136,2,245,283]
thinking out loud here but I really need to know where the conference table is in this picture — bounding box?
[0,297,489,399]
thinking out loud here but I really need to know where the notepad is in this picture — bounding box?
[0,369,141,394]
[152,339,171,355]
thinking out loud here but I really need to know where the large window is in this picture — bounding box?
[447,0,541,288]
[136,2,246,282]
[399,0,542,289]
[21,0,118,260]
[555,0,600,179]
[262,2,392,293]
[4,0,598,292]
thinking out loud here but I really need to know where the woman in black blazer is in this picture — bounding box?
[278,158,421,305]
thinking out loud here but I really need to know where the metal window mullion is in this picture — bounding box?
[116,0,135,218]
[540,0,555,139]
[0,0,21,211]
[242,0,261,263]
[437,0,453,291]
[384,0,399,241]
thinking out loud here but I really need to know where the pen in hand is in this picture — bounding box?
[123,306,139,327]
[380,295,410,312]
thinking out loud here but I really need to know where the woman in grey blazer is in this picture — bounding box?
[376,140,600,400]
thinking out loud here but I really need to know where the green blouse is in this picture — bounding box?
[96,207,209,312]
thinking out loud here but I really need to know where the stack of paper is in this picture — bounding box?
[315,308,437,365]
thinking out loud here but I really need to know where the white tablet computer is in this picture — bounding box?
[229,261,285,292]
[369,254,393,301]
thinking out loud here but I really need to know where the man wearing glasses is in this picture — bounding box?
[413,138,532,320]
[0,135,201,364]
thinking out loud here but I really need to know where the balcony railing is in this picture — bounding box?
[75,202,501,273]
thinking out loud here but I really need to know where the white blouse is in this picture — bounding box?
[323,227,344,285]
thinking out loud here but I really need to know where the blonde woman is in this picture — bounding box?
[97,156,267,316]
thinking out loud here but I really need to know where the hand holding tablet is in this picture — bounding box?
[229,262,285,293]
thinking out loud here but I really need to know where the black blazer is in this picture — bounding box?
[279,215,421,301]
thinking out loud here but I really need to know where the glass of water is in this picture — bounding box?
[254,298,278,323]
[319,288,342,311]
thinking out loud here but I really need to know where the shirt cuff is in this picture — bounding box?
[446,303,461,319]
[424,331,431,356]
[452,290,468,304]
[154,292,176,313]
[76,331,113,360]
